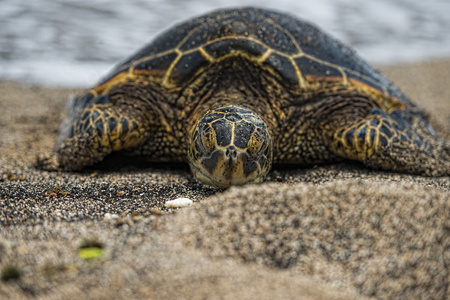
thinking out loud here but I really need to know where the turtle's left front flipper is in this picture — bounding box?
[330,108,450,176]
[56,91,148,170]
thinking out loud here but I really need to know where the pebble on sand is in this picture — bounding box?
[165,198,193,208]
[104,213,119,220]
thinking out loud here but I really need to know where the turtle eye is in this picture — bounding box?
[199,124,216,153]
[247,127,268,156]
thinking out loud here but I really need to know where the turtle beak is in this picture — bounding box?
[190,145,263,188]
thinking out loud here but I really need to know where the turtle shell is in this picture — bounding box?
[95,7,412,107]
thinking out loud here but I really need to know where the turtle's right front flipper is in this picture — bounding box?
[56,91,148,170]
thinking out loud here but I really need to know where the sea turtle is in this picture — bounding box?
[56,7,450,188]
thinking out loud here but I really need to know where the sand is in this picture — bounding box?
[1,59,449,299]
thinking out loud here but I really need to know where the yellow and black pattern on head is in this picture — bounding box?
[188,105,272,188]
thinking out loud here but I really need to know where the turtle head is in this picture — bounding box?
[188,105,273,188]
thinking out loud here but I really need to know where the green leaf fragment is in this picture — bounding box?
[78,247,104,260]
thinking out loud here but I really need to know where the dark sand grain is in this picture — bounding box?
[1,60,449,299]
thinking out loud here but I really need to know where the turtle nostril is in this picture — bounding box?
[225,145,238,159]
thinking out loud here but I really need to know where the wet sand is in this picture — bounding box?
[1,60,449,299]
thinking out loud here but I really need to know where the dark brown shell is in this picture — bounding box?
[96,7,413,106]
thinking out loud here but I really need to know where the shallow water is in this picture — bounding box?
[1,0,450,87]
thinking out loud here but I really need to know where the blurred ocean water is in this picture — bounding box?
[1,0,450,87]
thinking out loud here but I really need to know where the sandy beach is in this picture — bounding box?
[1,59,449,299]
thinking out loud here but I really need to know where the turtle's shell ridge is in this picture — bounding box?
[96,7,412,107]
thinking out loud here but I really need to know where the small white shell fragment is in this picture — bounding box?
[165,197,193,208]
[104,213,119,220]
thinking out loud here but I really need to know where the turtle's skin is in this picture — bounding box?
[56,7,450,187]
